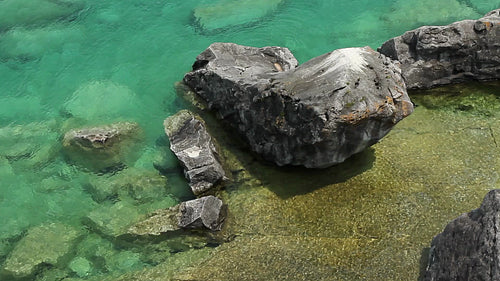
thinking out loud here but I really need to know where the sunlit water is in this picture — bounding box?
[0,0,499,280]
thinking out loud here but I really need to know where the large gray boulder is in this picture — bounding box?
[164,110,226,195]
[183,43,413,168]
[379,9,500,89]
[424,189,500,281]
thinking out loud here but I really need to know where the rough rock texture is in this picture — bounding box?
[164,110,226,195]
[379,9,500,89]
[62,122,142,171]
[424,189,500,281]
[1,223,81,279]
[183,42,413,168]
[178,196,226,231]
[127,206,181,236]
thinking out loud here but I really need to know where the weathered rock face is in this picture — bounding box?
[178,196,226,231]
[62,122,142,171]
[164,110,226,195]
[424,189,500,281]
[379,9,500,89]
[183,42,413,168]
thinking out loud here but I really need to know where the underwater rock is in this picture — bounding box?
[379,9,500,89]
[84,201,145,237]
[183,43,413,168]
[193,0,283,34]
[424,189,500,281]
[86,168,168,203]
[62,122,142,171]
[128,195,226,235]
[63,81,142,122]
[0,0,85,31]
[127,206,181,236]
[1,222,81,279]
[164,110,226,195]
[178,196,226,231]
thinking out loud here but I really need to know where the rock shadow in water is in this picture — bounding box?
[243,147,375,199]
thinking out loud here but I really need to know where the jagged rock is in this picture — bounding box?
[424,189,500,281]
[164,110,226,195]
[183,42,413,168]
[62,122,142,171]
[178,196,226,231]
[379,9,500,89]
[1,223,81,279]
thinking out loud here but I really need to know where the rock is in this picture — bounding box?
[128,196,226,235]
[164,110,226,195]
[127,206,181,236]
[69,257,92,278]
[62,122,142,171]
[178,196,226,231]
[193,0,283,34]
[85,168,169,204]
[1,223,81,279]
[183,43,413,168]
[378,9,500,89]
[424,189,500,281]
[62,81,144,122]
[0,0,85,31]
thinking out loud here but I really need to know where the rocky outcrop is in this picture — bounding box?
[164,110,226,195]
[62,122,142,171]
[379,9,500,89]
[127,196,226,235]
[424,189,500,281]
[183,42,413,168]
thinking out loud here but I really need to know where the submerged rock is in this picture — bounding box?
[62,122,142,171]
[183,43,413,168]
[424,189,500,281]
[1,223,81,279]
[193,0,283,33]
[128,196,226,235]
[164,110,226,195]
[0,0,85,31]
[379,9,500,89]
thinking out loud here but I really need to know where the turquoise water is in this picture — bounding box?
[0,0,498,280]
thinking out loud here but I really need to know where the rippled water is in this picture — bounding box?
[0,0,499,280]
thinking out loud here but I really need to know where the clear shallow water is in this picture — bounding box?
[0,0,499,280]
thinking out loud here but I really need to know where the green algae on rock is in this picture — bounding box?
[1,222,81,279]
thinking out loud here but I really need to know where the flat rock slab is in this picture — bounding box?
[164,110,226,195]
[425,189,500,281]
[379,9,500,89]
[1,222,81,279]
[184,43,413,168]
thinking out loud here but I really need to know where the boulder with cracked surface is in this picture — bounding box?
[379,9,500,89]
[164,110,226,195]
[183,42,413,168]
[424,189,500,281]
[178,196,226,231]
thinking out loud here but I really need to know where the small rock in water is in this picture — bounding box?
[69,257,92,278]
[178,196,226,231]
[184,43,413,168]
[1,222,81,279]
[164,110,226,195]
[62,122,142,172]
[424,189,500,281]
